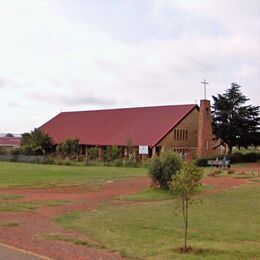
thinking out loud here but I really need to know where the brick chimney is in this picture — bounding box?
[197,100,213,158]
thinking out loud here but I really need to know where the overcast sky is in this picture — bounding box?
[0,0,259,133]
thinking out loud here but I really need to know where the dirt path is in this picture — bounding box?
[0,171,258,260]
[0,177,149,260]
[201,176,249,193]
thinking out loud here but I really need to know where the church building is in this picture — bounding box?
[40,99,215,159]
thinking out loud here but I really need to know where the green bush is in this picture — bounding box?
[42,157,55,164]
[123,158,138,168]
[113,159,124,167]
[148,152,182,190]
[228,152,244,163]
[0,147,7,155]
[243,152,259,162]
[196,151,259,166]
[10,148,23,155]
[195,157,214,167]
[88,146,99,160]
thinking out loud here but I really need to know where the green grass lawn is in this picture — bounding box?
[118,185,213,202]
[55,186,260,259]
[0,161,147,188]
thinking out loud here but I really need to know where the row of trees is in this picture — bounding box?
[19,130,134,162]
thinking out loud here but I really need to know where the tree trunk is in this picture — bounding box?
[184,198,188,252]
[228,144,233,154]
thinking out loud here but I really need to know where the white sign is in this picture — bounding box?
[139,145,149,155]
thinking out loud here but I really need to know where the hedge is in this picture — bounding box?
[196,151,260,166]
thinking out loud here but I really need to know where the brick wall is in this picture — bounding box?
[197,100,213,158]
[158,108,199,158]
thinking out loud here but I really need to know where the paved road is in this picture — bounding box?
[0,243,51,260]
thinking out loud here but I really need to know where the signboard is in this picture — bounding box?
[139,145,149,155]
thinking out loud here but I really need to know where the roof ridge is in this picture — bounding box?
[60,104,196,114]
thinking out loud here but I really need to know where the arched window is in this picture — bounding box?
[177,129,179,141]
[174,129,176,140]
[185,129,188,140]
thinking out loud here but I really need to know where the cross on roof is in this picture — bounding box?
[201,79,209,99]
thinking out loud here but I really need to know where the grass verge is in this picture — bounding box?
[55,186,260,259]
[118,184,212,202]
[0,161,147,188]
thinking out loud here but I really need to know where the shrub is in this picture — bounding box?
[42,157,55,164]
[195,156,218,167]
[196,151,260,166]
[243,152,258,162]
[123,158,138,168]
[0,147,7,155]
[113,159,124,167]
[10,148,23,155]
[228,152,244,163]
[88,146,99,160]
[58,138,80,160]
[148,152,182,190]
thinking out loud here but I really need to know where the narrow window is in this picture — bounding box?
[206,141,209,151]
[177,129,179,141]
[206,107,209,116]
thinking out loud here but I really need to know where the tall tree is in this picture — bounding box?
[212,83,259,153]
[21,128,53,155]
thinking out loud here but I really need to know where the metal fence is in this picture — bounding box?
[0,155,45,163]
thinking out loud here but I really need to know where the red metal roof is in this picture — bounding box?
[40,104,198,147]
[0,137,21,147]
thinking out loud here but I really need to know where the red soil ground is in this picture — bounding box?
[0,163,259,260]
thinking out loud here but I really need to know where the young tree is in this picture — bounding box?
[58,138,80,160]
[126,139,134,159]
[212,83,259,153]
[88,146,99,160]
[102,145,122,165]
[171,163,203,252]
[21,128,53,155]
[148,152,182,190]
[110,145,122,161]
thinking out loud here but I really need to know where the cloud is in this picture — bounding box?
[7,102,26,109]
[0,0,259,132]
[62,94,116,106]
